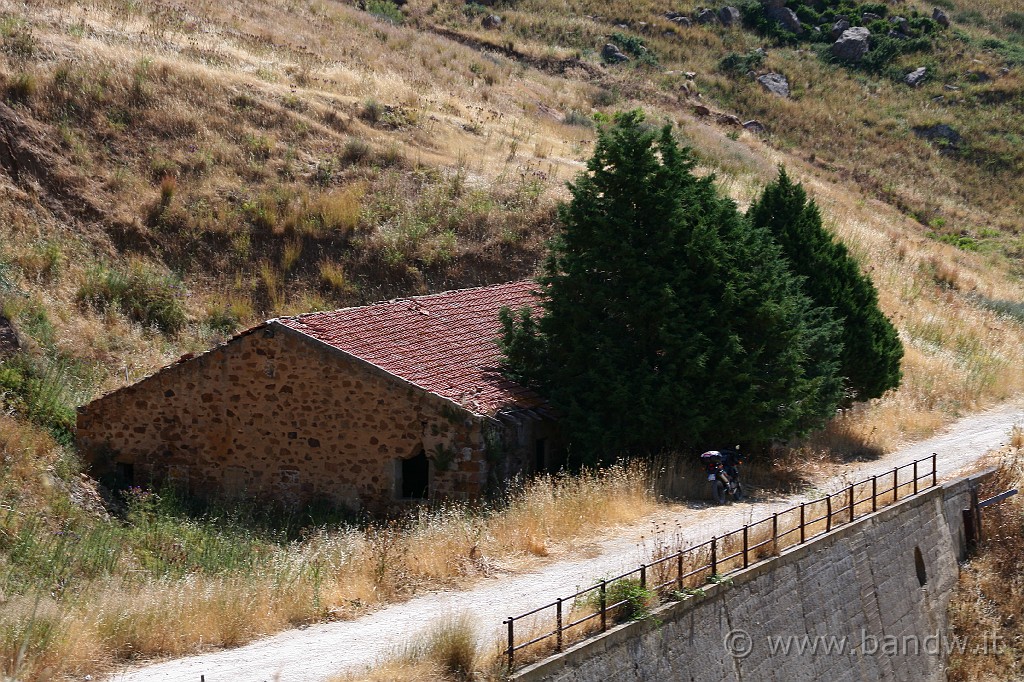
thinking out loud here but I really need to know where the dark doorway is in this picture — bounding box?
[114,461,135,489]
[401,450,429,499]
[535,438,548,473]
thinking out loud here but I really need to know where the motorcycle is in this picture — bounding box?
[700,448,744,504]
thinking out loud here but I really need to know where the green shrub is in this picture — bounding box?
[932,232,980,251]
[359,98,384,125]
[584,578,654,622]
[365,0,404,24]
[0,356,82,446]
[719,49,766,75]
[1004,12,1024,33]
[609,32,659,68]
[462,2,488,19]
[77,263,187,333]
[341,137,372,165]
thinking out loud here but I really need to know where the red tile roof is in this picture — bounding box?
[277,281,546,417]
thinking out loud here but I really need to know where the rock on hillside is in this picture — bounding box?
[832,27,871,61]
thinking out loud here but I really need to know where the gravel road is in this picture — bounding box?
[109,401,1023,682]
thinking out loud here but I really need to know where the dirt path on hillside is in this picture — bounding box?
[108,401,1023,682]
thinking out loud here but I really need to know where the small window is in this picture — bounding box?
[535,438,548,473]
[915,546,927,587]
[400,450,429,499]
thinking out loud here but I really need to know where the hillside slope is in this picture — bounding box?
[0,0,1023,678]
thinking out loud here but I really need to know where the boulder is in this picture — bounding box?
[757,72,790,97]
[891,16,908,33]
[743,119,767,134]
[716,113,742,126]
[933,7,950,27]
[696,8,719,24]
[719,6,742,26]
[862,12,881,22]
[671,15,692,27]
[481,14,502,29]
[767,6,804,34]
[832,27,871,61]
[693,104,711,116]
[830,18,850,39]
[904,67,927,87]
[601,43,629,63]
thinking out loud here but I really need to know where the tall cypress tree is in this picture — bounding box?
[748,168,903,402]
[501,112,844,463]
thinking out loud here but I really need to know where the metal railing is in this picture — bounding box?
[502,453,938,670]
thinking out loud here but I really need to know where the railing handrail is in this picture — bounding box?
[503,452,939,670]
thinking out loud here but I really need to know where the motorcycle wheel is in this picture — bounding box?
[731,481,744,502]
[712,479,726,505]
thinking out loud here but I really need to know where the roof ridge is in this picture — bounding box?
[281,279,536,323]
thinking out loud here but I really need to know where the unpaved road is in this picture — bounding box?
[110,401,1023,682]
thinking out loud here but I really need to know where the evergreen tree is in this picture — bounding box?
[748,168,903,402]
[501,112,844,463]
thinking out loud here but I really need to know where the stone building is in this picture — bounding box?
[77,281,560,511]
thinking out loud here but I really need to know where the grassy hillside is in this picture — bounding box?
[0,0,1023,678]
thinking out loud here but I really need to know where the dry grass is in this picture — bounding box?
[332,612,501,682]
[0,458,656,681]
[947,433,1024,681]
[0,0,1023,678]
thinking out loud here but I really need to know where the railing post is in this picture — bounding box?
[932,453,937,487]
[800,503,806,543]
[914,460,919,495]
[849,484,855,523]
[556,598,563,652]
[772,512,779,555]
[893,467,899,501]
[872,475,877,512]
[677,551,683,590]
[826,495,833,532]
[711,536,718,576]
[640,563,647,590]
[742,525,749,568]
[600,581,607,632]
[506,618,514,670]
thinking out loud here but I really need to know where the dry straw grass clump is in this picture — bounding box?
[333,612,492,682]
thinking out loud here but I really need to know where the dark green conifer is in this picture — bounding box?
[748,168,903,402]
[501,112,845,462]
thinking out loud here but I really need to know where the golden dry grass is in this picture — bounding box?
[331,612,503,682]
[947,434,1024,681]
[0,0,1023,679]
[0,460,657,681]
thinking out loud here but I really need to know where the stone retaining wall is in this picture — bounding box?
[514,472,986,682]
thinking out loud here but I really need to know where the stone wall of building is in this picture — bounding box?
[77,322,492,510]
[514,472,987,682]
